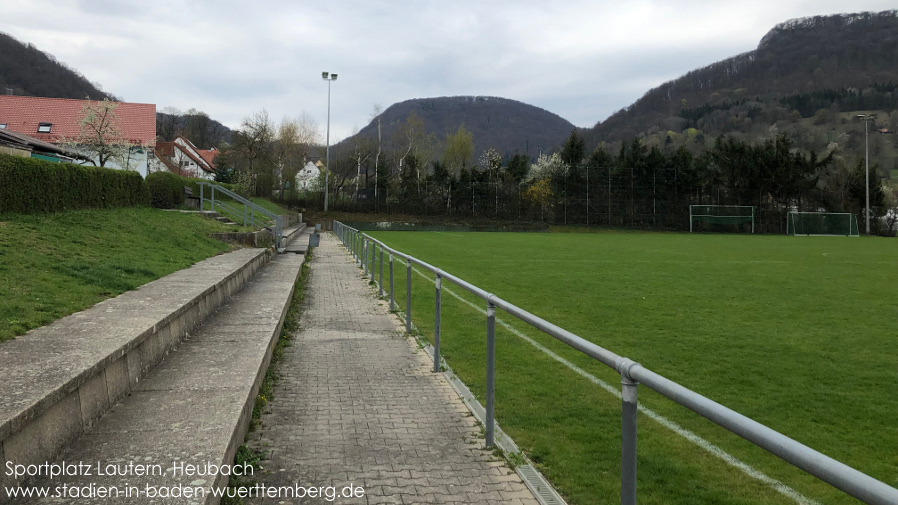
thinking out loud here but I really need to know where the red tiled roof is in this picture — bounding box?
[155,139,215,174]
[0,95,156,146]
[197,148,219,167]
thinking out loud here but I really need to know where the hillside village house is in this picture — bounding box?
[0,95,156,176]
[150,135,218,179]
[296,159,324,190]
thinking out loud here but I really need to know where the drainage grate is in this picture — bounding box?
[517,465,566,505]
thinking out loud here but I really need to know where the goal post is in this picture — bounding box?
[786,212,859,236]
[689,205,755,233]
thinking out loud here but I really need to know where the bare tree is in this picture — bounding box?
[294,111,322,162]
[232,109,274,195]
[350,127,374,200]
[157,106,182,142]
[442,125,474,176]
[371,104,383,209]
[63,98,133,168]
[273,117,301,198]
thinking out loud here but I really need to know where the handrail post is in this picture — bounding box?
[364,239,369,275]
[619,360,639,505]
[200,183,204,209]
[211,186,215,211]
[379,248,384,297]
[369,243,376,283]
[389,254,395,311]
[405,258,412,334]
[243,202,247,227]
[485,299,496,448]
[434,273,442,373]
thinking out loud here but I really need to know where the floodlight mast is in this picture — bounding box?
[323,72,338,211]
[857,113,875,235]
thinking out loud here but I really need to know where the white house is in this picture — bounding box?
[150,136,217,179]
[295,159,323,190]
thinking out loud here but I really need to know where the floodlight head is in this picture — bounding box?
[322,71,329,79]
[332,74,338,80]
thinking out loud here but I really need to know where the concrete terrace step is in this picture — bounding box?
[0,247,271,493]
[14,253,307,504]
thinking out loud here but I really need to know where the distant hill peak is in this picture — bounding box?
[759,9,898,50]
[0,31,113,101]
[341,95,576,161]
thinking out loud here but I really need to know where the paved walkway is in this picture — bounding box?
[247,234,539,505]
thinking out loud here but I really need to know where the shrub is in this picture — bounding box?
[146,172,186,208]
[147,174,174,208]
[0,153,148,213]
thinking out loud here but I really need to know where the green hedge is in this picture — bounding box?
[0,153,148,214]
[144,173,235,209]
[146,172,187,209]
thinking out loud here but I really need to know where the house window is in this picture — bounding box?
[0,123,6,129]
[37,122,52,133]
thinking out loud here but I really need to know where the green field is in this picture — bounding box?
[364,230,897,505]
[0,208,238,343]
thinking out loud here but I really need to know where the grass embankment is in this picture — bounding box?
[367,231,897,505]
[0,207,239,343]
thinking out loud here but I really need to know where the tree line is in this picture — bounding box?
[215,106,893,233]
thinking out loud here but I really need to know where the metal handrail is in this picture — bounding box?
[197,182,284,251]
[331,220,898,505]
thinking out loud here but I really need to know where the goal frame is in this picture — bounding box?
[689,205,756,233]
[786,211,860,237]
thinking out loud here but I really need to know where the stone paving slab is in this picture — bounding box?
[11,253,306,504]
[245,234,539,505]
[0,248,268,442]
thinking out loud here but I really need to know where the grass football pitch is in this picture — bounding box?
[364,230,897,505]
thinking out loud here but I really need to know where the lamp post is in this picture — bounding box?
[857,113,876,235]
[322,71,337,211]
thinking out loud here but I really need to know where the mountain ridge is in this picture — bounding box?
[584,9,898,159]
[337,95,576,162]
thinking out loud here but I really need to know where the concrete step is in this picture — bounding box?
[284,228,314,254]
[0,248,272,495]
[11,253,306,504]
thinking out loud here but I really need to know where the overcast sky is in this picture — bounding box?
[4,1,896,142]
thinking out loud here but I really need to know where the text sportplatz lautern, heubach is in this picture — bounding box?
[5,460,366,501]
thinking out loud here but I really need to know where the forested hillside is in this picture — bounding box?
[0,32,112,100]
[156,109,232,148]
[337,96,576,163]
[585,10,898,175]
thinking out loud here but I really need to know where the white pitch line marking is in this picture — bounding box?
[410,266,820,505]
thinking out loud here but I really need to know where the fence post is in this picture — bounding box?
[485,298,496,448]
[369,243,376,283]
[618,360,639,505]
[434,273,442,373]
[379,248,384,297]
[389,254,395,311]
[200,184,204,209]
[406,258,412,334]
[364,239,369,276]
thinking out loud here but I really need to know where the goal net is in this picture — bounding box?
[690,205,755,233]
[786,212,859,236]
